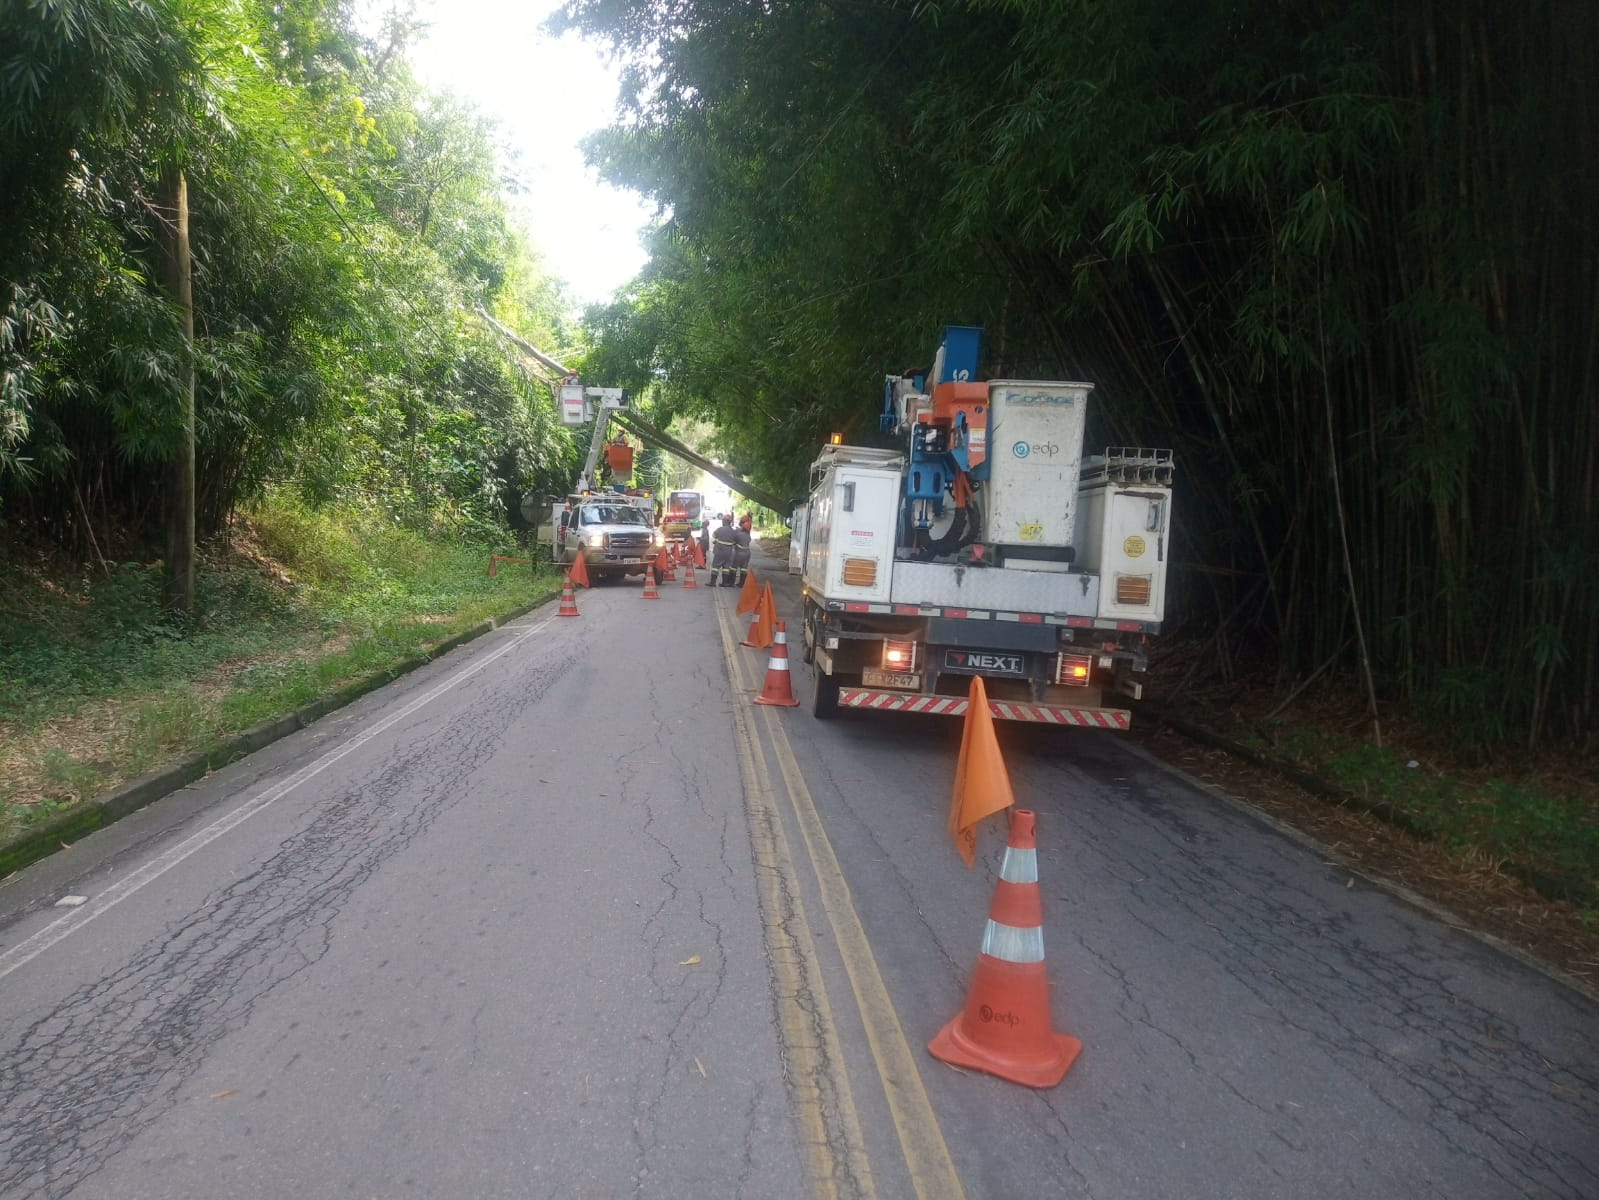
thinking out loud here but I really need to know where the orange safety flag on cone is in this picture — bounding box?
[741,585,774,649]
[757,582,777,645]
[567,553,591,589]
[734,570,759,615]
[948,675,1016,867]
[693,539,707,569]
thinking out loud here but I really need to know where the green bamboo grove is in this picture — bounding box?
[565,0,1595,750]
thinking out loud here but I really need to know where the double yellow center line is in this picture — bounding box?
[715,599,965,1200]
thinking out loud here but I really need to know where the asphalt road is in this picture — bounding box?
[1,544,1594,1199]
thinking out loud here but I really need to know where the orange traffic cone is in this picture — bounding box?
[556,577,581,617]
[754,621,801,706]
[662,549,677,582]
[568,553,591,589]
[757,583,776,644]
[641,568,660,600]
[741,585,774,649]
[928,809,1080,1088]
[735,570,760,615]
[682,556,698,588]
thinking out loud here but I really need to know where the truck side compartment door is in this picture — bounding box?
[825,468,898,604]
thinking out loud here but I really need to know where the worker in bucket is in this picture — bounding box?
[709,513,738,586]
[732,513,753,586]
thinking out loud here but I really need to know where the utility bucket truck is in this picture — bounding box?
[799,326,1174,725]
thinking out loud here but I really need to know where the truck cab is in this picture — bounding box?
[552,492,664,581]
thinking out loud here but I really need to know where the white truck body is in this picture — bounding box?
[799,380,1174,726]
[983,380,1092,558]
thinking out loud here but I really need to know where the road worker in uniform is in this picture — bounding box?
[732,513,753,586]
[709,513,738,586]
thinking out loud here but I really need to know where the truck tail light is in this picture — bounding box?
[1115,574,1152,605]
[882,639,917,670]
[842,557,877,587]
[1055,653,1093,686]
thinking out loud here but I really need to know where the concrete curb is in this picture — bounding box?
[0,589,559,879]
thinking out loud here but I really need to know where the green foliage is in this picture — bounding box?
[0,0,579,557]
[558,0,1598,749]
[1251,724,1598,907]
[0,491,556,839]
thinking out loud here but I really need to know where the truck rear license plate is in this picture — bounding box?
[862,669,920,690]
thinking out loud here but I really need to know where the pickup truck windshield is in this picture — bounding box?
[580,505,650,526]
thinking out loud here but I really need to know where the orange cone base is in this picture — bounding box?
[928,957,1081,1088]
[753,674,800,707]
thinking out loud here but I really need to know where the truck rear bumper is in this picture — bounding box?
[837,687,1130,728]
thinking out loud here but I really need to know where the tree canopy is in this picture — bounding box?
[0,0,580,549]
[556,0,1596,748]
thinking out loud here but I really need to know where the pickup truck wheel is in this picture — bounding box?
[812,668,840,719]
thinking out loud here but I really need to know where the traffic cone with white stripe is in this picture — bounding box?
[928,809,1081,1088]
[754,621,800,707]
[557,577,581,617]
[641,567,660,600]
[681,552,698,588]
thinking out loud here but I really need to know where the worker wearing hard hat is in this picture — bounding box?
[731,514,753,586]
[709,513,738,586]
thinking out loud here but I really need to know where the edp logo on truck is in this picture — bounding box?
[1012,441,1060,459]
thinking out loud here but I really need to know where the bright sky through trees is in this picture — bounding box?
[407,0,652,305]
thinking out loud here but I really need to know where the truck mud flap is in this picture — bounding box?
[837,688,1131,729]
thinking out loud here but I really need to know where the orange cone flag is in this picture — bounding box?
[928,808,1081,1088]
[740,585,773,649]
[693,539,707,568]
[758,583,777,645]
[734,570,760,615]
[948,676,1015,867]
[567,553,591,589]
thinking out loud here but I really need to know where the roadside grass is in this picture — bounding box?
[0,496,556,845]
[1238,720,1599,913]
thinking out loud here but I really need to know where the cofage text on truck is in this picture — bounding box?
[798,325,1174,726]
